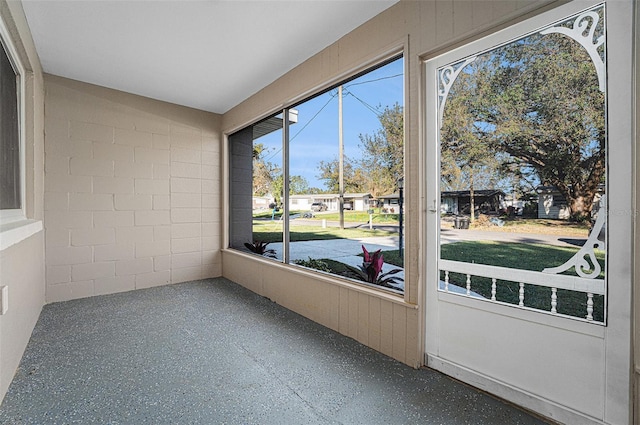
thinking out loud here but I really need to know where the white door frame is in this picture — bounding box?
[423,1,633,423]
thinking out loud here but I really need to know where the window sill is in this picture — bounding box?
[0,219,43,251]
[222,248,412,307]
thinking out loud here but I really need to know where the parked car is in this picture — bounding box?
[310,202,328,212]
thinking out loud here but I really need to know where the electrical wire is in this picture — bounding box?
[263,91,338,162]
[344,73,402,88]
[261,72,401,162]
[343,90,382,118]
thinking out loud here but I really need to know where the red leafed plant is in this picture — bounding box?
[344,245,403,289]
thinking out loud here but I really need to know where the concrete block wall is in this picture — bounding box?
[43,75,222,303]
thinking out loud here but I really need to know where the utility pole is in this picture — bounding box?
[338,85,344,230]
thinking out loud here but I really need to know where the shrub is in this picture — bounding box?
[293,257,332,273]
[244,241,277,258]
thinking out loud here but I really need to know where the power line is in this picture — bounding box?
[344,73,403,88]
[263,91,338,162]
[290,91,338,142]
[261,73,402,162]
[344,90,382,117]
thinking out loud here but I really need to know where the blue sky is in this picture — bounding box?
[257,57,403,190]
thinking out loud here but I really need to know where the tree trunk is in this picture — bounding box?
[568,194,593,222]
[469,173,475,223]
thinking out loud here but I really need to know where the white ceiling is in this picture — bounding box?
[22,0,398,114]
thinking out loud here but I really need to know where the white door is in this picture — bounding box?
[424,1,632,424]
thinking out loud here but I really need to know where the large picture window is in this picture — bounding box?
[432,4,607,323]
[229,56,405,293]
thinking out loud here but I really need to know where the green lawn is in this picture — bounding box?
[440,241,605,322]
[253,210,305,220]
[253,209,400,223]
[308,211,400,224]
[252,220,396,243]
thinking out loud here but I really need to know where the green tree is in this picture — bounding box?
[317,156,367,193]
[446,28,606,221]
[358,103,404,198]
[441,70,504,221]
[270,175,311,206]
[252,142,280,197]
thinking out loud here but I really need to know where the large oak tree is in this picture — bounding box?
[441,26,606,222]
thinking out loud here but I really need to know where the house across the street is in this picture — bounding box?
[536,185,605,220]
[440,190,506,215]
[289,193,372,212]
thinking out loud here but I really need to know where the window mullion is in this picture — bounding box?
[282,108,290,264]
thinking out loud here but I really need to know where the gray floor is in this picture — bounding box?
[0,278,549,424]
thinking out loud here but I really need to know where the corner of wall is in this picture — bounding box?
[42,76,223,303]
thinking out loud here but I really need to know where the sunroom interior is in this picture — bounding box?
[0,0,638,424]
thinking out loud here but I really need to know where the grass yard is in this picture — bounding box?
[440,241,605,322]
[252,220,396,243]
[441,216,591,237]
[308,211,400,224]
[253,210,305,220]
[253,209,399,223]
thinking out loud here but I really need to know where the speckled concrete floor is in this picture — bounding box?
[0,278,549,424]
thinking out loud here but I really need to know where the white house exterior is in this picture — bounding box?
[252,196,273,211]
[537,186,605,220]
[288,193,372,212]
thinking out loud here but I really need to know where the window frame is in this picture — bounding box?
[0,14,26,225]
[227,53,405,294]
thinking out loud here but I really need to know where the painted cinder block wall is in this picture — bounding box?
[0,0,46,401]
[43,75,222,302]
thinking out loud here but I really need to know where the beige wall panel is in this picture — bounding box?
[379,299,394,358]
[222,252,265,296]
[336,4,405,72]
[43,76,222,302]
[405,307,420,368]
[391,302,407,363]
[435,0,454,45]
[265,270,340,332]
[357,292,369,346]
[368,297,381,352]
[0,232,45,400]
[338,286,349,335]
[347,288,359,340]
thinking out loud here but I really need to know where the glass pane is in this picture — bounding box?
[438,6,606,320]
[0,41,20,210]
[288,57,405,293]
